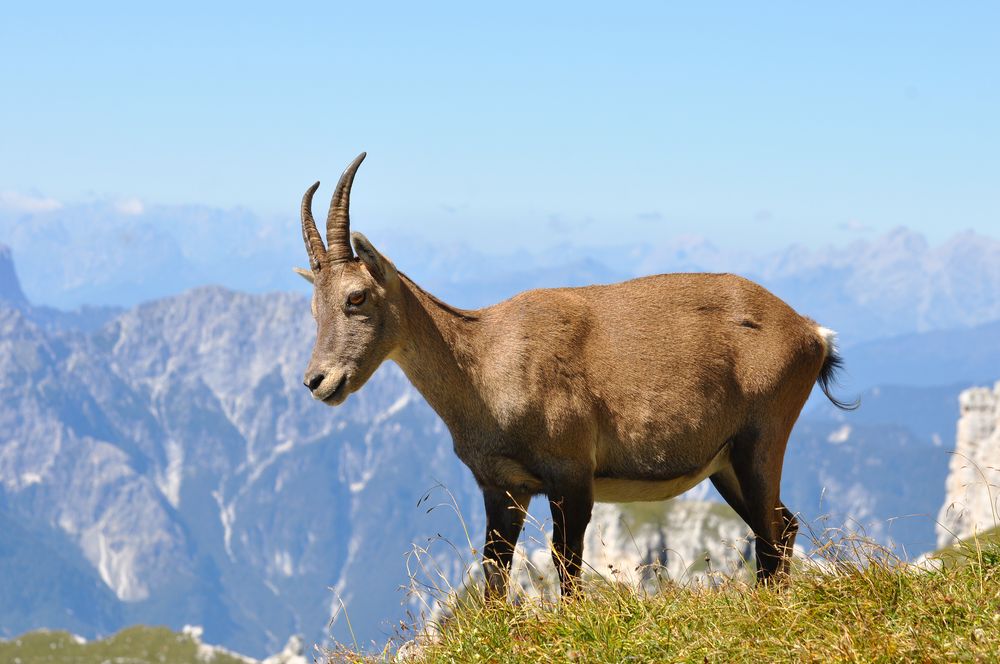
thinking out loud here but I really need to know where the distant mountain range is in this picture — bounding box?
[0,240,994,656]
[4,200,1000,345]
[840,319,1000,390]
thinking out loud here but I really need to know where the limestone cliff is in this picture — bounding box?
[494,500,753,599]
[937,382,1000,548]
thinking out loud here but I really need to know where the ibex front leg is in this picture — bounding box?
[548,479,594,597]
[482,489,530,601]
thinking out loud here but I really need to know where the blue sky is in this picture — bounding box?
[1,2,998,252]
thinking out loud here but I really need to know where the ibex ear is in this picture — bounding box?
[351,232,397,283]
[292,267,315,284]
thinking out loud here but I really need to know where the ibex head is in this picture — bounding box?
[295,153,402,405]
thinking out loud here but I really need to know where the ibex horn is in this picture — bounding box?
[326,152,367,264]
[300,180,325,271]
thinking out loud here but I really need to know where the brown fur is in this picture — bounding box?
[297,154,843,598]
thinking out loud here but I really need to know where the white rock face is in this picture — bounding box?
[261,635,308,664]
[582,501,753,587]
[483,500,753,600]
[937,381,1000,548]
[182,624,258,664]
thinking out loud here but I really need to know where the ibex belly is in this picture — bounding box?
[592,441,731,503]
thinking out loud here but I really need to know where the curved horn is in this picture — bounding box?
[325,152,367,263]
[300,181,326,271]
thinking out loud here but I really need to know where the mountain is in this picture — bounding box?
[0,626,257,664]
[629,227,1000,344]
[0,243,121,332]
[783,401,951,558]
[0,269,482,655]
[580,501,752,587]
[0,244,984,655]
[741,228,1000,344]
[6,199,1000,347]
[0,203,301,309]
[838,320,1000,391]
[0,244,27,306]
[936,381,1000,549]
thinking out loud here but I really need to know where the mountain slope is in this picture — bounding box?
[0,284,483,655]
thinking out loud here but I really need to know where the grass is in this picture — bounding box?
[934,526,1000,570]
[3,532,997,663]
[0,625,251,664]
[328,530,1000,663]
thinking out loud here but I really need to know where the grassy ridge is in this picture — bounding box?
[0,626,251,664]
[368,535,1000,663]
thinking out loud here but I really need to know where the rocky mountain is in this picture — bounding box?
[577,501,752,588]
[0,248,483,655]
[937,382,1000,549]
[0,244,27,306]
[0,243,986,656]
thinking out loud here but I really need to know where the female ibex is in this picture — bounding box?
[296,153,854,598]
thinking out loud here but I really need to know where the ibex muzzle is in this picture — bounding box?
[295,153,856,598]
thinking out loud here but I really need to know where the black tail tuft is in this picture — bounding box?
[817,349,860,411]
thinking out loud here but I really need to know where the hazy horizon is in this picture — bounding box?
[1,195,996,311]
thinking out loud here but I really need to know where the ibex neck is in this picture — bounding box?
[391,274,485,429]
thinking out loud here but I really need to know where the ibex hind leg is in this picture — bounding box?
[713,427,795,585]
[547,479,594,597]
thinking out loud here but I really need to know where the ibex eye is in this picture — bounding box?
[347,291,366,307]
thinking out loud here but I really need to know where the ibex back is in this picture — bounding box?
[295,153,855,598]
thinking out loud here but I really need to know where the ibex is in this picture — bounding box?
[295,153,855,598]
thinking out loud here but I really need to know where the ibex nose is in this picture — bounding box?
[304,373,325,392]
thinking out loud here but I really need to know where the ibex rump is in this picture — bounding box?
[296,153,853,598]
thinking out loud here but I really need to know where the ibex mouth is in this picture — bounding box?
[322,375,349,406]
